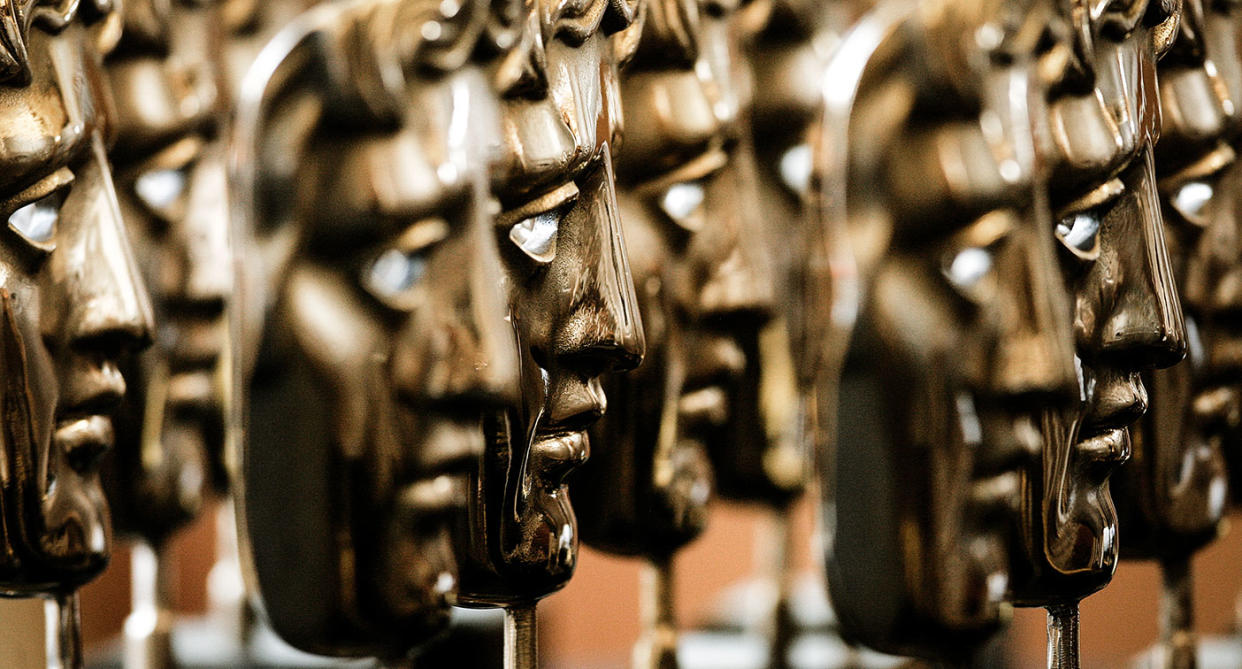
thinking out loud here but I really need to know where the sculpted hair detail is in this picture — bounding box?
[537,0,637,45]
[321,0,520,125]
[0,0,113,85]
[495,0,639,99]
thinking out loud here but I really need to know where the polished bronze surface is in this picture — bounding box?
[822,0,1079,663]
[231,0,522,660]
[451,0,645,612]
[1108,2,1242,667]
[1114,0,1240,564]
[1009,0,1186,614]
[103,0,229,558]
[10,0,1242,665]
[562,0,779,662]
[0,3,152,668]
[1003,1,1188,667]
[576,0,777,561]
[0,0,153,598]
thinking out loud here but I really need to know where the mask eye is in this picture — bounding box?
[502,182,577,265]
[134,166,189,214]
[509,211,559,264]
[8,189,65,251]
[944,246,994,291]
[659,181,707,232]
[778,144,813,196]
[364,248,429,304]
[1055,210,1101,260]
[1169,180,1212,227]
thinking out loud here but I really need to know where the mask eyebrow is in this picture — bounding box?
[1055,176,1124,219]
[496,180,579,227]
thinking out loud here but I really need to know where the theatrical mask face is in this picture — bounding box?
[826,0,1077,659]
[453,7,645,605]
[103,0,229,547]
[1113,0,1242,557]
[747,0,854,499]
[1009,0,1186,605]
[239,2,519,653]
[574,0,777,557]
[748,0,833,194]
[0,20,154,594]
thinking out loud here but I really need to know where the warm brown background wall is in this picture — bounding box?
[74,500,1242,668]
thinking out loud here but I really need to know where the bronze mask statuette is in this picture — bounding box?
[101,1,231,665]
[0,0,155,666]
[1009,1,1185,667]
[206,0,318,650]
[450,0,646,665]
[744,0,869,662]
[1113,0,1242,666]
[231,0,521,663]
[573,0,779,664]
[822,0,1078,665]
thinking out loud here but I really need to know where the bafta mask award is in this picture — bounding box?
[822,0,1078,665]
[0,0,154,665]
[449,0,646,665]
[1009,1,1185,666]
[232,0,522,663]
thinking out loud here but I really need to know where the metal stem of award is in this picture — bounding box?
[47,594,83,669]
[207,501,248,646]
[1159,556,1196,669]
[1234,586,1242,633]
[1046,603,1081,669]
[765,511,794,669]
[634,557,678,669]
[761,509,796,669]
[504,605,538,669]
[124,542,175,669]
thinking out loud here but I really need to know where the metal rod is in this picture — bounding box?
[504,604,538,669]
[46,593,83,669]
[1046,602,1080,669]
[768,509,796,669]
[124,541,176,669]
[207,500,248,646]
[634,556,678,669]
[1160,555,1196,669]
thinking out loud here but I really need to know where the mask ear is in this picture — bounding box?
[90,9,123,61]
[1159,0,1203,66]
[610,0,644,68]
[1148,0,1183,58]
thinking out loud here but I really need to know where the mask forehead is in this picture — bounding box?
[492,0,630,199]
[0,26,97,197]
[107,0,223,160]
[304,68,498,246]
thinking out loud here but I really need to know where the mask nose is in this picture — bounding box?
[164,151,232,317]
[392,181,521,412]
[1096,153,1187,370]
[557,149,645,376]
[694,157,776,330]
[60,138,154,360]
[990,210,1079,408]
